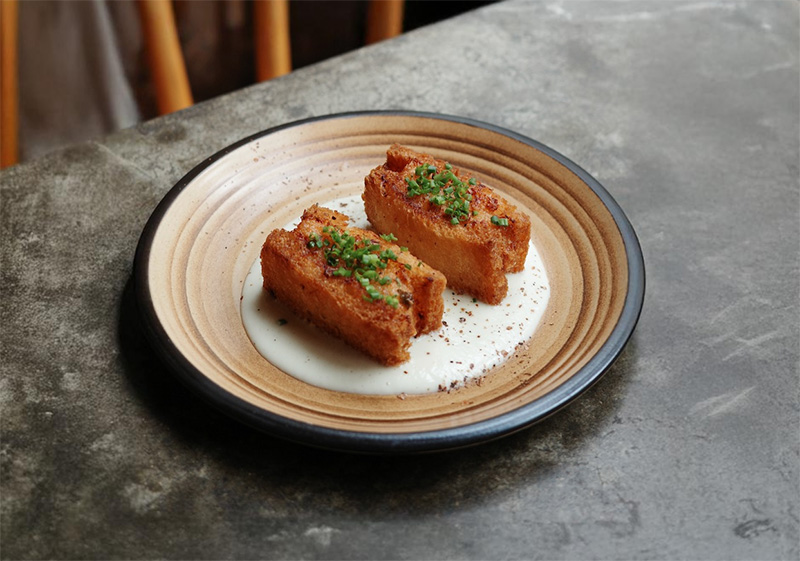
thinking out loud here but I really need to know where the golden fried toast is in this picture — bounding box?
[261,205,446,365]
[363,144,531,305]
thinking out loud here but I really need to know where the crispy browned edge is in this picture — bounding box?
[363,144,531,305]
[260,204,446,365]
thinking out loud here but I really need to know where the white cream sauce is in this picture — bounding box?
[240,195,550,395]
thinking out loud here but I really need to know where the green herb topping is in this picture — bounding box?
[404,162,504,226]
[491,215,509,227]
[405,162,474,225]
[307,226,403,308]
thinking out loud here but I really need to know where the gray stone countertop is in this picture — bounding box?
[2,1,798,559]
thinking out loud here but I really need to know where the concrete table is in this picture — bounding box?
[2,1,797,558]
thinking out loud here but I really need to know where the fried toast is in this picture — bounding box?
[363,145,531,304]
[261,205,446,365]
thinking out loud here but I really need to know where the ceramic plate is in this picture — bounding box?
[133,111,644,453]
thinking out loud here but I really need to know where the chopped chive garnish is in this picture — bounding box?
[405,160,478,225]
[361,253,380,266]
[491,215,509,227]
[307,226,406,308]
[380,233,398,242]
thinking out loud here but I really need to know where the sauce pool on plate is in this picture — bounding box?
[240,195,550,395]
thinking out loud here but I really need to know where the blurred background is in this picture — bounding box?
[7,0,497,166]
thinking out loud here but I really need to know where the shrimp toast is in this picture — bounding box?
[261,205,446,365]
[363,144,530,304]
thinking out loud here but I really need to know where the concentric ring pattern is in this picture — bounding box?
[134,112,644,453]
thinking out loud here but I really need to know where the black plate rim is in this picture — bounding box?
[132,110,645,454]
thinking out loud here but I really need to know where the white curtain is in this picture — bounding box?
[18,0,140,160]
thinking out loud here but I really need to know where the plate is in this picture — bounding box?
[133,111,645,453]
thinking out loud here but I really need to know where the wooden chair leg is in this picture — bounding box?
[1,0,19,168]
[366,0,404,45]
[137,0,193,115]
[253,0,291,82]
